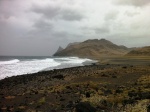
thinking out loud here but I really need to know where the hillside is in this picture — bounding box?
[126,46,150,56]
[53,39,131,58]
[66,42,80,48]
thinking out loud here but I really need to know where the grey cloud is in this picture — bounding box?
[61,10,83,21]
[125,11,140,17]
[29,20,70,41]
[0,0,25,19]
[107,33,150,47]
[33,20,53,30]
[0,0,13,18]
[52,31,68,38]
[26,19,54,40]
[81,26,110,35]
[32,5,61,19]
[114,0,150,7]
[31,5,84,21]
[94,27,110,34]
[51,31,83,43]
[104,11,119,21]
[0,0,150,56]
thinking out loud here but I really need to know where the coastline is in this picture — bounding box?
[0,56,96,80]
[0,59,150,111]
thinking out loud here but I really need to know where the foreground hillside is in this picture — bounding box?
[0,63,150,112]
[54,39,131,58]
[127,46,150,56]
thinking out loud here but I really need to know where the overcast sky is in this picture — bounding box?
[0,0,150,56]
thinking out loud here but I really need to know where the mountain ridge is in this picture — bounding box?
[53,39,132,58]
[126,46,150,56]
[55,46,64,53]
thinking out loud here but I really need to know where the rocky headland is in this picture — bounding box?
[53,39,132,58]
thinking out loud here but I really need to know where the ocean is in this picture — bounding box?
[0,56,96,80]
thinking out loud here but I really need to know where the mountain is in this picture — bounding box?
[55,46,64,53]
[53,39,131,58]
[66,42,80,48]
[126,46,150,56]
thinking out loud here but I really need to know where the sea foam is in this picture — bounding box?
[0,57,95,80]
[0,59,20,65]
[0,58,60,79]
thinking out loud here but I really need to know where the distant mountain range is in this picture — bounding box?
[126,46,150,56]
[54,39,134,58]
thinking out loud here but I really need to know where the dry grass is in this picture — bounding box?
[123,100,149,112]
[38,97,46,105]
[4,96,15,100]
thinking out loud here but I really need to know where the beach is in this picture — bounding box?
[0,57,150,112]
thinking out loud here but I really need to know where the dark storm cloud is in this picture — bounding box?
[31,5,84,21]
[114,0,150,7]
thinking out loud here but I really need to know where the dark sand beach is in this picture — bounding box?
[0,57,150,112]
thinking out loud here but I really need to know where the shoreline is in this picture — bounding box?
[0,62,150,111]
[0,56,97,80]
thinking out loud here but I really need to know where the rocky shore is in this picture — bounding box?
[0,63,150,112]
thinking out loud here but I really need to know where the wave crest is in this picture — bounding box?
[0,59,20,65]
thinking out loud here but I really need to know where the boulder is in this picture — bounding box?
[52,74,64,80]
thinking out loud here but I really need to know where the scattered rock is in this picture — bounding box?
[104,89,112,95]
[75,102,96,112]
[52,74,64,80]
[101,74,109,77]
[60,98,65,101]
[147,104,150,112]
[86,92,90,98]
[112,75,117,78]
[122,66,127,69]
[115,89,123,94]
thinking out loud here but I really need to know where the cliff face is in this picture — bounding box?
[126,46,150,56]
[53,39,131,58]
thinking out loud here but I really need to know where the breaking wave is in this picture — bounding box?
[0,57,95,80]
[0,59,20,65]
